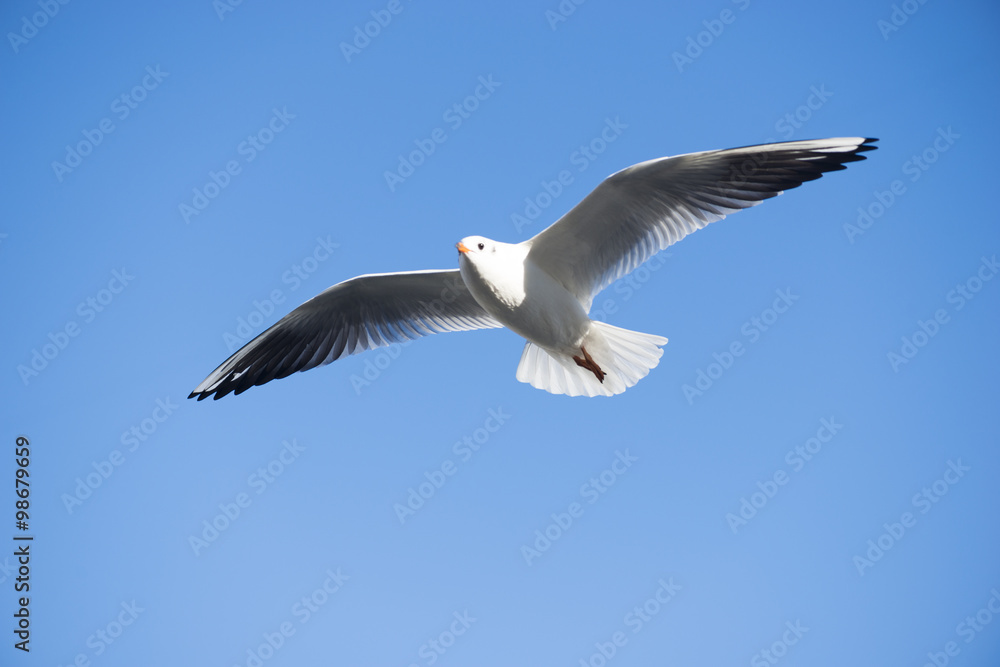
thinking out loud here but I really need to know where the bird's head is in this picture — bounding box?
[456,235,526,288]
[456,235,496,259]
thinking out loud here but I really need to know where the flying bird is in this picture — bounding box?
[189,137,876,400]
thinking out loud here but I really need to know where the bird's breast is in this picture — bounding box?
[459,255,525,310]
[460,255,589,351]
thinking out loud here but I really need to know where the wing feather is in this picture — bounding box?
[526,137,877,309]
[189,269,500,400]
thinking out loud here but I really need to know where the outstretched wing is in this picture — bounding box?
[189,269,500,400]
[526,137,878,309]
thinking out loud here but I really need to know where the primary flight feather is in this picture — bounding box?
[189,137,877,400]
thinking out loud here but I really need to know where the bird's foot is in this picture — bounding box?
[573,346,606,383]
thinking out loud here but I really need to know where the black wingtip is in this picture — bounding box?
[829,138,879,165]
[845,138,879,164]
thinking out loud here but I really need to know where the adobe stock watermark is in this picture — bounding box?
[919,587,1000,667]
[725,417,844,534]
[671,0,752,73]
[188,438,306,556]
[407,611,477,667]
[384,75,501,192]
[213,0,248,21]
[393,407,511,524]
[17,268,135,386]
[350,271,478,395]
[179,107,296,224]
[340,0,414,62]
[222,235,340,352]
[61,397,179,514]
[771,85,833,141]
[511,116,628,234]
[682,288,799,405]
[578,577,682,667]
[590,252,670,322]
[700,85,832,213]
[521,450,638,566]
[886,255,997,372]
[545,0,587,30]
[232,566,349,667]
[58,600,145,666]
[877,0,932,40]
[349,340,412,394]
[852,459,970,576]
[750,621,809,667]
[7,0,72,54]
[51,65,169,182]
[843,126,958,244]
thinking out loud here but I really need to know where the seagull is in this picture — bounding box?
[189,137,877,400]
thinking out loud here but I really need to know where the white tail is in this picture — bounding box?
[515,322,668,397]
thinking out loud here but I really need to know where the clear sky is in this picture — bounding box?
[3,1,999,665]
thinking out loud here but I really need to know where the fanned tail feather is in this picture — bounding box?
[515,322,667,397]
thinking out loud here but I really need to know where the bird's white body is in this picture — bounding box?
[456,235,669,396]
[189,137,877,401]
[458,239,589,352]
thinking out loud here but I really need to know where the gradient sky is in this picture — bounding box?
[3,1,999,665]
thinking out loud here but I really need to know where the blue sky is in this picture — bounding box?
[3,1,999,665]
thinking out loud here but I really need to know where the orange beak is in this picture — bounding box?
[456,242,470,254]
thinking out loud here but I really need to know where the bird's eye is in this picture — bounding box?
[477,243,485,250]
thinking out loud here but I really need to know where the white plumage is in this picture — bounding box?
[189,137,876,400]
